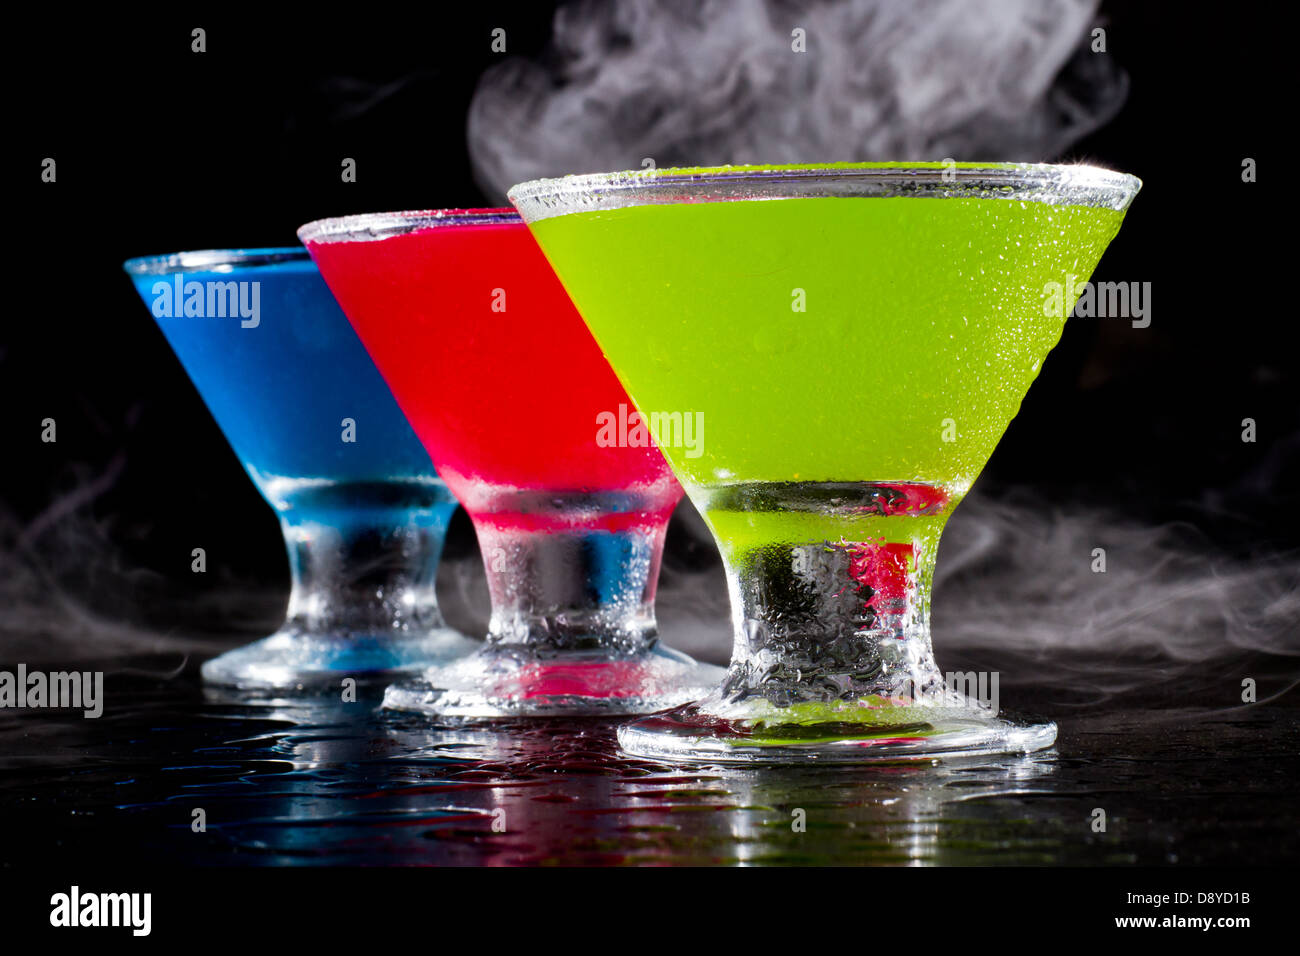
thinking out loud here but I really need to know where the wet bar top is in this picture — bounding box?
[1,662,1296,866]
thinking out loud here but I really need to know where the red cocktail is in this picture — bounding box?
[300,209,722,715]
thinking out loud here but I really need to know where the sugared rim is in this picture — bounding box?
[297,207,521,245]
[507,162,1142,223]
[123,247,308,276]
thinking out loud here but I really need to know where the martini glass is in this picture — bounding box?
[511,163,1141,762]
[298,209,723,716]
[123,249,476,689]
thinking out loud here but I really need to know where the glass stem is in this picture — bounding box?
[471,511,670,656]
[703,482,955,708]
[280,494,457,639]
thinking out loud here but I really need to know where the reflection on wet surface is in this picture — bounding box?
[1,672,1297,866]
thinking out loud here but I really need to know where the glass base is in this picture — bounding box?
[200,627,479,691]
[382,643,726,717]
[617,699,1057,765]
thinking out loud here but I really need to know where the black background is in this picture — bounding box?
[3,3,1293,655]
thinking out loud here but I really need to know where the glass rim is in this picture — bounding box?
[297,207,520,245]
[508,162,1142,223]
[122,247,309,276]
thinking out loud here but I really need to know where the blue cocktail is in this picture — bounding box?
[123,248,476,689]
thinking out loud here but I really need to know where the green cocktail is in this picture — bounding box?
[511,163,1140,762]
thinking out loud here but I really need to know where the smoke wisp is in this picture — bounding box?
[932,491,1300,705]
[468,0,1128,200]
